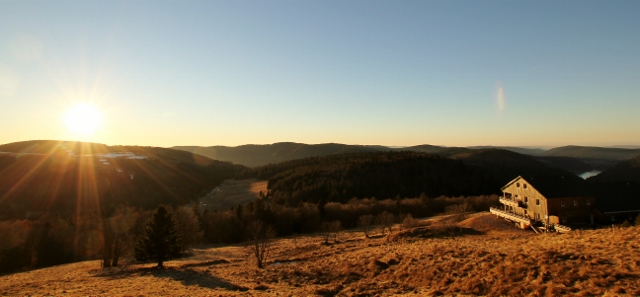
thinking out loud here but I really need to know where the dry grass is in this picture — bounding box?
[2,212,639,296]
[200,178,268,211]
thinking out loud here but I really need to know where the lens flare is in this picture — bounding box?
[495,82,506,114]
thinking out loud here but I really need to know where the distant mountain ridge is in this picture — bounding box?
[172,142,640,169]
[544,145,640,161]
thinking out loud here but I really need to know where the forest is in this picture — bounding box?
[1,143,637,275]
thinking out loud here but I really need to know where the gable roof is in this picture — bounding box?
[502,175,589,199]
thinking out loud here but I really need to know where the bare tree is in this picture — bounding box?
[245,220,276,269]
[320,220,341,244]
[376,211,395,236]
[102,206,138,268]
[401,213,418,230]
[357,215,374,238]
[174,205,203,253]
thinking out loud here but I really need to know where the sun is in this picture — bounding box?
[64,103,102,135]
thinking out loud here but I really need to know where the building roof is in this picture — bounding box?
[589,182,640,213]
[502,175,590,199]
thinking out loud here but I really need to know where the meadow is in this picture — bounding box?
[1,212,638,296]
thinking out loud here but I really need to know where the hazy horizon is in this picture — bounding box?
[1,1,639,148]
[3,138,640,152]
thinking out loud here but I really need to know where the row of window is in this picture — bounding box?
[515,194,540,205]
[515,182,528,189]
[560,199,591,207]
[523,210,541,220]
[512,194,592,207]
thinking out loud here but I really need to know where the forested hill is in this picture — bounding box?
[254,150,581,205]
[172,143,639,173]
[544,145,640,161]
[173,142,386,167]
[0,141,247,218]
[0,140,110,155]
[588,154,640,183]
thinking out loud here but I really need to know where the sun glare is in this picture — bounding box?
[64,104,102,135]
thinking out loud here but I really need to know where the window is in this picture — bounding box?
[573,200,578,206]
[524,197,528,203]
[562,216,567,223]
[587,199,591,205]
[516,183,520,188]
[561,200,565,207]
[536,199,540,206]
[535,213,541,220]
[524,184,528,189]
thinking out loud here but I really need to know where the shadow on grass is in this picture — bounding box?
[147,267,247,291]
[92,264,247,291]
[388,226,485,242]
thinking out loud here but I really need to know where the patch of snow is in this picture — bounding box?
[97,152,148,159]
[127,156,147,159]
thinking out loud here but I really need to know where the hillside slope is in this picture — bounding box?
[545,145,640,160]
[1,214,637,296]
[254,149,580,205]
[589,154,640,183]
[544,145,640,170]
[0,141,247,218]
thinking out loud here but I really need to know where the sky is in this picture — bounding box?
[1,0,639,148]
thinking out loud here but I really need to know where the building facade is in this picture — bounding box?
[492,176,594,231]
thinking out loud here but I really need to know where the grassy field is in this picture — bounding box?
[1,212,639,296]
[200,178,268,211]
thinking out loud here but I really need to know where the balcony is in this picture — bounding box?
[554,224,571,233]
[490,207,531,225]
[499,197,527,208]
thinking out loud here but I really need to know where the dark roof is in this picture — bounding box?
[504,175,590,199]
[589,182,640,213]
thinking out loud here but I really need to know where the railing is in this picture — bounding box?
[490,207,531,224]
[499,197,518,207]
[499,197,527,208]
[554,224,571,233]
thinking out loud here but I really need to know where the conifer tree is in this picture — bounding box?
[135,205,180,268]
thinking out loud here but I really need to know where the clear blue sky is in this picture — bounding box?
[1,0,639,148]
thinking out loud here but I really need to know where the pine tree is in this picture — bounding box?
[135,206,180,268]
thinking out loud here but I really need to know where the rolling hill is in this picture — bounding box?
[173,143,636,174]
[253,149,582,205]
[172,142,386,167]
[588,154,640,183]
[544,145,640,160]
[543,146,640,170]
[0,140,247,218]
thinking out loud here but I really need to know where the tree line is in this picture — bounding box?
[0,194,498,273]
[253,151,502,205]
